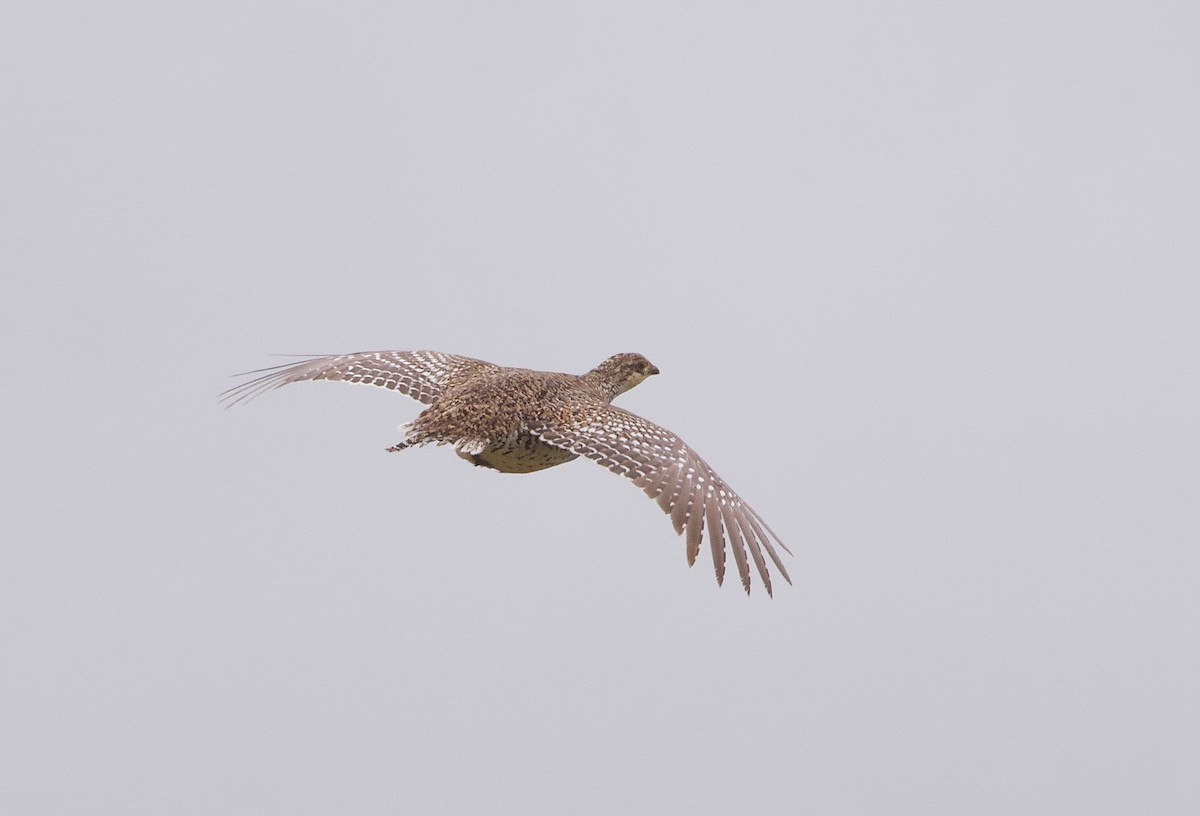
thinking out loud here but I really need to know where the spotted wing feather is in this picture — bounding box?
[220,350,492,406]
[531,405,792,595]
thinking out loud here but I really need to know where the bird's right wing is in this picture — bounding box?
[220,350,493,406]
[531,404,792,596]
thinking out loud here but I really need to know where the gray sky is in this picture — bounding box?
[3,1,1198,813]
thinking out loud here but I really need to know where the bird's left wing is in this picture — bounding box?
[220,350,493,406]
[531,405,792,595]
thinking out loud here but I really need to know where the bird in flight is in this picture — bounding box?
[222,351,791,595]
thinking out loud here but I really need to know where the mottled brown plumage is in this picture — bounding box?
[222,351,792,595]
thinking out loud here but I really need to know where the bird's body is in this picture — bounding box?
[393,364,586,473]
[223,350,791,595]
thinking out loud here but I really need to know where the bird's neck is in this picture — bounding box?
[581,366,638,402]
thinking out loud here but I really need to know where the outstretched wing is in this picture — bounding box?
[220,350,493,406]
[531,405,792,596]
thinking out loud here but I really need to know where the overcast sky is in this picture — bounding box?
[3,2,1198,813]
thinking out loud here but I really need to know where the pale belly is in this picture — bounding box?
[456,435,578,473]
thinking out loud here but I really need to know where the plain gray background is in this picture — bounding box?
[3,1,1197,813]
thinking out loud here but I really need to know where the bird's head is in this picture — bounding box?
[585,353,660,400]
